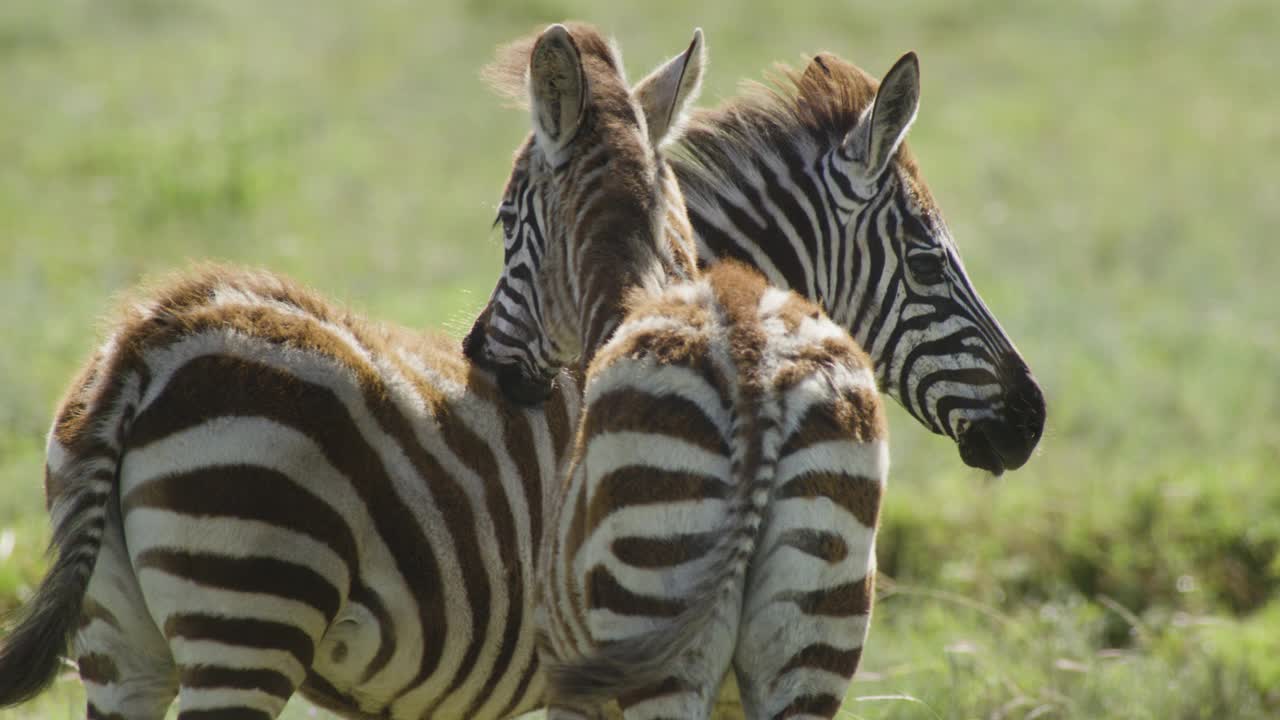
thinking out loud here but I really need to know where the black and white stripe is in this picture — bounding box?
[675,51,1045,474]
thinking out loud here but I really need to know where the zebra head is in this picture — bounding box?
[464,24,703,404]
[675,53,1045,474]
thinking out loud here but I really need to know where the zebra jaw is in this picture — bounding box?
[496,362,556,406]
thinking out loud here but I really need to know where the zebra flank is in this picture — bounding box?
[463,24,888,720]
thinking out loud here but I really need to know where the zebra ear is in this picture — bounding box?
[529,24,586,157]
[844,52,920,178]
[632,28,705,147]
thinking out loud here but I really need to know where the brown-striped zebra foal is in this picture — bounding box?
[463,25,887,720]
[0,263,584,719]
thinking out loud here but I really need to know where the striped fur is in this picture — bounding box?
[1,265,580,719]
[0,32,1044,720]
[675,52,1045,474]
[538,266,887,719]
[463,24,887,720]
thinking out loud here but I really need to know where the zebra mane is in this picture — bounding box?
[674,51,923,190]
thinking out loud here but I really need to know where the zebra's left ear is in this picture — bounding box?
[633,28,705,148]
[529,24,587,159]
[844,52,920,179]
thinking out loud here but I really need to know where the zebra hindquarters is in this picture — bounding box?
[541,354,741,719]
[118,424,357,720]
[733,367,888,720]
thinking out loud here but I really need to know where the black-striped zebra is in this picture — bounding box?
[462,23,887,720]
[675,52,1045,474]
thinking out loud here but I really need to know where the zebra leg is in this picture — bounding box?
[730,489,879,720]
[548,703,608,720]
[77,482,178,720]
[614,605,741,720]
[123,476,338,719]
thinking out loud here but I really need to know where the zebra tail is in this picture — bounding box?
[544,393,782,705]
[0,358,133,706]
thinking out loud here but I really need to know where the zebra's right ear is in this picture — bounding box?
[633,28,705,148]
[842,52,920,179]
[529,24,586,159]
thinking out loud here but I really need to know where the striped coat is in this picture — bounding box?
[537,263,888,719]
[6,265,579,719]
[461,24,888,720]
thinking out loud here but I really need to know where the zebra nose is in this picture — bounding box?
[997,358,1046,465]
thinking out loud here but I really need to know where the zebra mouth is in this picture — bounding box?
[495,363,556,406]
[957,418,1037,476]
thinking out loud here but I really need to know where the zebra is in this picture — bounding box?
[675,52,1045,474]
[462,23,888,720]
[0,24,724,720]
[0,263,588,719]
[0,26,1044,720]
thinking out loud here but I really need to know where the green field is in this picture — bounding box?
[2,1,1278,718]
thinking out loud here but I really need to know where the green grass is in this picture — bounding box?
[2,1,1278,718]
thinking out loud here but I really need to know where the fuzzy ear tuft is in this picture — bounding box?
[844,51,920,178]
[632,28,706,147]
[529,24,586,156]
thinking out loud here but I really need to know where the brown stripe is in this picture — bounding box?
[181,664,295,700]
[586,466,731,536]
[780,386,883,455]
[177,706,272,720]
[421,397,518,715]
[611,532,718,568]
[77,653,119,684]
[561,479,591,653]
[586,389,728,456]
[770,693,842,719]
[544,380,575,470]
[122,464,359,570]
[772,528,848,564]
[775,470,881,529]
[165,614,315,669]
[300,671,368,719]
[467,411,535,712]
[136,548,340,620]
[585,565,686,617]
[126,355,445,696]
[79,597,121,631]
[776,643,863,681]
[497,651,542,718]
[617,674,690,709]
[778,575,873,618]
[350,583,396,683]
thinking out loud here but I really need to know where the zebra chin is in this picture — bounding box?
[462,321,556,406]
[956,384,1045,476]
[495,362,556,406]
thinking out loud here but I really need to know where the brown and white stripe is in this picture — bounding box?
[0,26,1045,720]
[463,24,887,720]
[1,264,580,719]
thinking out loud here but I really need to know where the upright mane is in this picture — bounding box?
[674,52,923,191]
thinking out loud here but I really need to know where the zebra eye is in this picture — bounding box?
[498,209,518,239]
[906,252,945,284]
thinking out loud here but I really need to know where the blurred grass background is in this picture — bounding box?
[1,0,1277,718]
